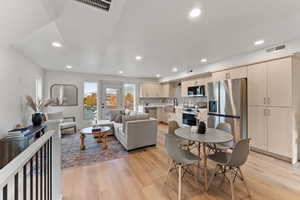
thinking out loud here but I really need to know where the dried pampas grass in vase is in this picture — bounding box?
[25,95,52,127]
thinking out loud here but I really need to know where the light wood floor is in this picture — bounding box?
[62,124,300,200]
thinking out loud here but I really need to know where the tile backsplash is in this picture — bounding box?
[139,97,207,107]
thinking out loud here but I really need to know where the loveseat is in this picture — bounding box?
[108,109,158,151]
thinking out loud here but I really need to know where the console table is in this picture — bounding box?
[0,124,47,170]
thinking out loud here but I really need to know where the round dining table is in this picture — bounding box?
[175,127,233,191]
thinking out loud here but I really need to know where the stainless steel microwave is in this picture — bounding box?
[187,85,205,97]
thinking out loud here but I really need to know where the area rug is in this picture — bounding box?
[61,133,130,169]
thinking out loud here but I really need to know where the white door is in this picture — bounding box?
[267,57,293,107]
[99,81,123,120]
[248,63,268,106]
[267,107,293,157]
[248,106,268,151]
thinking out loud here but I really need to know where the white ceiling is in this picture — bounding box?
[5,0,300,78]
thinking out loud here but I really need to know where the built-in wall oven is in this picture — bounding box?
[182,112,197,126]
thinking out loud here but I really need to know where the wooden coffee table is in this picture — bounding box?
[80,126,111,150]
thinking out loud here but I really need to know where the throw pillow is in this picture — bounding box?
[115,114,123,123]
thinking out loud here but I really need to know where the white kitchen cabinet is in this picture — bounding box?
[248,106,294,158]
[157,107,168,123]
[140,83,155,97]
[247,57,296,162]
[190,79,200,86]
[248,63,268,106]
[248,106,268,151]
[161,83,173,98]
[212,71,226,81]
[212,67,247,81]
[247,57,293,107]
[267,107,293,158]
[140,83,174,98]
[167,112,176,122]
[267,57,293,107]
[181,81,189,97]
[227,67,247,79]
[169,83,176,98]
[157,107,163,121]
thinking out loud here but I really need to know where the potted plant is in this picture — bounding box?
[25,95,52,127]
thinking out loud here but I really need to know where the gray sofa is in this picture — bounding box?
[108,109,158,151]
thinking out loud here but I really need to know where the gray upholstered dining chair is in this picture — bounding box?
[208,122,234,152]
[168,120,194,151]
[207,138,251,200]
[164,134,200,200]
[214,122,235,150]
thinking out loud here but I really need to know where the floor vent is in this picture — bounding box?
[266,44,286,53]
[73,0,112,11]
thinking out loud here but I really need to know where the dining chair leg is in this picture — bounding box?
[202,143,208,191]
[219,166,226,188]
[165,160,173,184]
[178,164,182,200]
[229,171,236,200]
[238,167,251,197]
[208,164,219,191]
[194,164,198,183]
[197,143,201,179]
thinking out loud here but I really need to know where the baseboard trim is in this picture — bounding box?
[127,144,157,152]
[250,147,293,164]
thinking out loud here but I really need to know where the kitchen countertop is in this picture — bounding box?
[141,104,174,108]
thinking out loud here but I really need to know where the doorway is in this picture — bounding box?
[99,81,123,120]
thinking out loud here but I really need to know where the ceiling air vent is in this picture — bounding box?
[266,44,286,53]
[73,0,112,11]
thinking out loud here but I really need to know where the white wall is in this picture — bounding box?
[0,46,44,138]
[44,70,156,128]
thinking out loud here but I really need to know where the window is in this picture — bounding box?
[35,78,42,102]
[105,88,118,109]
[124,84,136,111]
[83,82,98,120]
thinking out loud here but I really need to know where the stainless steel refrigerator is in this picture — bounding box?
[207,78,248,142]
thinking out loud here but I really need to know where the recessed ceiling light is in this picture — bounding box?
[156,74,160,78]
[189,8,202,18]
[52,42,62,48]
[66,65,72,69]
[135,55,142,60]
[172,67,178,72]
[254,40,265,46]
[201,58,207,63]
[119,70,124,74]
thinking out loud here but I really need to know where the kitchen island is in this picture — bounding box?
[138,104,183,125]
